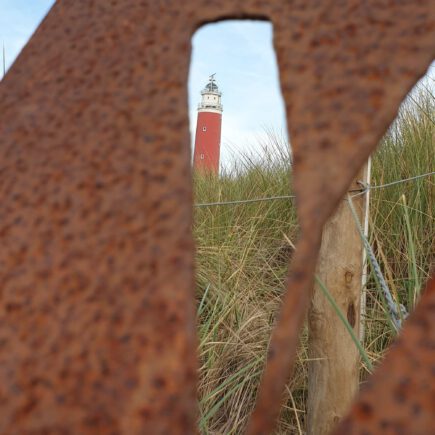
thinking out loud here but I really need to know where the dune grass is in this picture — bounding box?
[193,85,434,434]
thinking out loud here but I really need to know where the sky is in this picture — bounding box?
[1,1,434,165]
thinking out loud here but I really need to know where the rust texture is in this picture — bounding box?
[0,0,434,434]
[333,276,435,435]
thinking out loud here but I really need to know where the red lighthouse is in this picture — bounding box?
[193,74,223,174]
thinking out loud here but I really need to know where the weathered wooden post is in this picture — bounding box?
[307,164,370,435]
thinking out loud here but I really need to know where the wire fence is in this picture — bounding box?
[193,171,434,208]
[194,170,434,330]
[347,194,408,331]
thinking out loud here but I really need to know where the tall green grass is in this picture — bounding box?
[194,85,434,434]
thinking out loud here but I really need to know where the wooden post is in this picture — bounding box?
[307,164,370,435]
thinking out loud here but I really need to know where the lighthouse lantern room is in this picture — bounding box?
[193,74,223,174]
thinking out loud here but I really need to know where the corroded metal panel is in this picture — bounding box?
[333,276,435,435]
[0,0,434,434]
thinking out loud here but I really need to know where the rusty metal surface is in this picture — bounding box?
[247,1,435,432]
[333,276,435,435]
[0,0,434,434]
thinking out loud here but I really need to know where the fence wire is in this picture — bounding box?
[194,171,434,208]
[194,170,434,329]
[347,194,408,331]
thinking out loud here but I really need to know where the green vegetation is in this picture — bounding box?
[193,85,434,434]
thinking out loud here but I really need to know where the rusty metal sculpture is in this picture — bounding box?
[0,1,433,434]
[333,275,435,435]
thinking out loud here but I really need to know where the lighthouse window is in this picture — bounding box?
[202,126,207,132]
[200,154,204,160]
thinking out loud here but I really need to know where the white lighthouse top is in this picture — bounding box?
[198,74,223,114]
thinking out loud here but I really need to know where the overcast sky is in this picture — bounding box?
[1,1,434,165]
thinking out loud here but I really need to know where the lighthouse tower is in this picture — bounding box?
[193,74,223,174]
